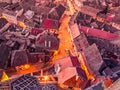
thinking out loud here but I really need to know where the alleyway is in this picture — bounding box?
[52,15,76,61]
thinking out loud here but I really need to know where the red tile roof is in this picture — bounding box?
[43,19,60,29]
[31,28,44,36]
[43,19,53,29]
[80,25,118,40]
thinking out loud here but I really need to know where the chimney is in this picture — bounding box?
[48,41,51,47]
[45,40,47,47]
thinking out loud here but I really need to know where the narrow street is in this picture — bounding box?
[52,0,76,61]
[52,15,76,61]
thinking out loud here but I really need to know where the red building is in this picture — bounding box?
[80,25,118,40]
[36,32,59,51]
[54,56,88,89]
[31,28,44,36]
[43,19,60,29]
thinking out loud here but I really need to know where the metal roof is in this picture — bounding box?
[11,75,39,90]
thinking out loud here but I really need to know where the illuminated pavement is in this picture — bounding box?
[7,62,53,78]
[52,15,76,61]
[52,0,76,61]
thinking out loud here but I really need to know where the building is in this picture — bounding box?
[73,32,89,52]
[36,32,60,51]
[28,52,45,63]
[12,0,21,4]
[48,4,66,21]
[24,10,34,20]
[20,0,36,11]
[54,56,87,89]
[11,75,39,90]
[43,18,60,29]
[0,18,10,34]
[6,3,23,16]
[87,35,120,55]
[2,3,23,24]
[79,25,118,40]
[58,67,87,89]
[83,43,103,75]
[69,23,89,52]
[107,78,120,90]
[2,9,18,24]
[11,50,28,67]
[0,44,11,69]
[79,6,100,17]
[0,18,8,29]
[69,23,81,40]
[85,82,105,90]
[0,0,11,3]
[54,56,80,71]
[30,28,44,36]
[35,0,52,6]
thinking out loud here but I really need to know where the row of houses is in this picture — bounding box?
[67,5,120,88]
[0,0,66,29]
[0,1,67,86]
[0,20,60,68]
